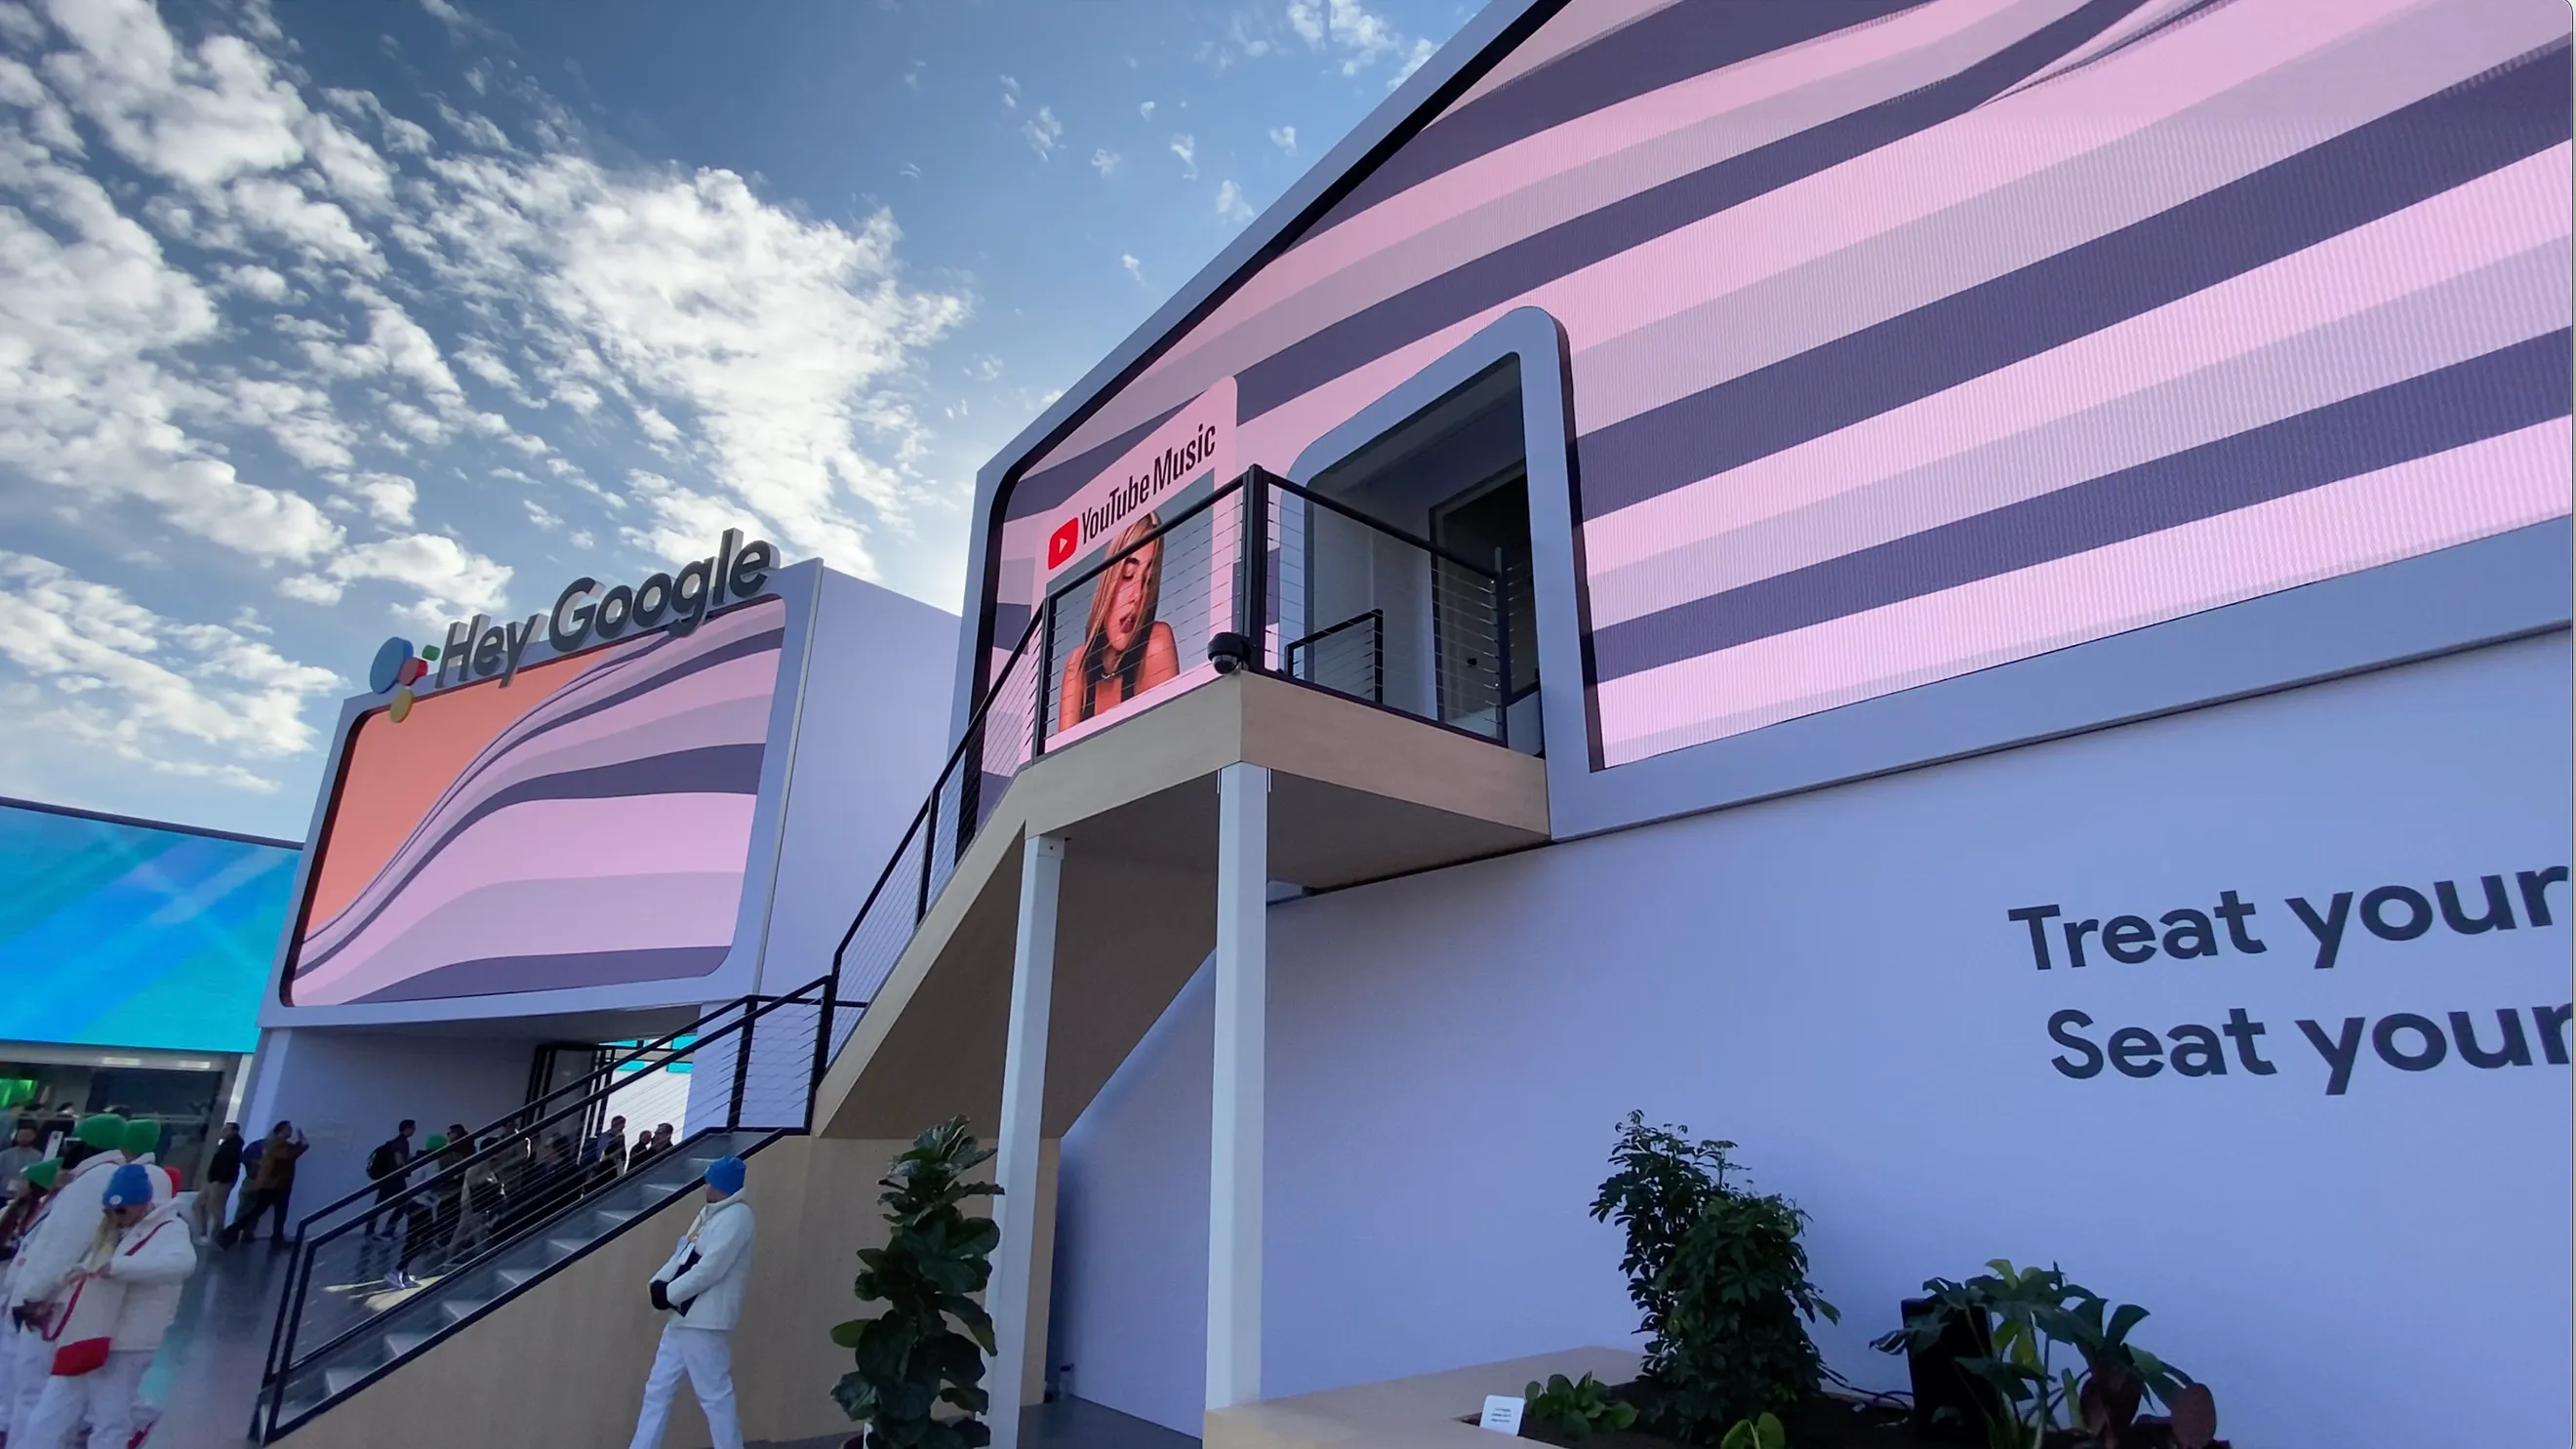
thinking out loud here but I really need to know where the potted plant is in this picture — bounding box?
[1589,1113,1839,1443]
[1871,1263,2223,1449]
[832,1117,1004,1449]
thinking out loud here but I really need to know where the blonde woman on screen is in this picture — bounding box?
[1058,514,1181,731]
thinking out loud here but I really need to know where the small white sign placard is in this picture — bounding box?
[1478,1395,1526,1435]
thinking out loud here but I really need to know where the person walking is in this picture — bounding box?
[364,1121,417,1239]
[623,1156,752,1449]
[0,1122,41,1194]
[15,1162,194,1449]
[222,1122,306,1249]
[194,1125,242,1244]
[1,1115,128,1437]
[0,1158,58,1438]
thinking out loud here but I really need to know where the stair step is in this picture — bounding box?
[439,1295,492,1324]
[496,1265,539,1288]
[322,1366,370,1398]
[545,1236,587,1256]
[383,1330,431,1357]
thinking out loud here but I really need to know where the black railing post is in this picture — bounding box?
[1493,545,1511,748]
[729,1003,757,1130]
[1033,598,1055,758]
[1241,470,1270,661]
[914,797,935,925]
[1372,610,1387,704]
[809,976,836,1133]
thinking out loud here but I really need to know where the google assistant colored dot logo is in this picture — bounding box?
[369,637,436,723]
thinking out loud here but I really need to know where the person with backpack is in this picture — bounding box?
[364,1122,417,1241]
[221,1122,306,1249]
[193,1125,241,1244]
[15,1162,195,1449]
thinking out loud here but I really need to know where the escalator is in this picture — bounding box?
[252,984,830,1442]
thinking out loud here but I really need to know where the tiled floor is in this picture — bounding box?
[126,1235,1198,1449]
[139,1234,300,1449]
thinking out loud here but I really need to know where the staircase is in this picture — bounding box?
[253,982,832,1441]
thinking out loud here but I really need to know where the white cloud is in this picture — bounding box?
[1120,253,1144,285]
[1268,124,1297,155]
[1089,146,1119,178]
[0,551,342,789]
[0,0,974,810]
[999,73,1019,108]
[407,152,968,575]
[1216,179,1254,226]
[1138,100,1154,120]
[282,531,511,623]
[1169,132,1195,179]
[349,471,418,525]
[1023,103,1061,160]
[1285,0,1436,84]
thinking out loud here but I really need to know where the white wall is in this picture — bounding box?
[240,1027,539,1214]
[759,568,960,995]
[1050,634,2573,1448]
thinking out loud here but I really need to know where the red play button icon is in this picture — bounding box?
[1046,518,1079,569]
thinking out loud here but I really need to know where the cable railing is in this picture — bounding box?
[830,465,1526,1016]
[254,976,837,1441]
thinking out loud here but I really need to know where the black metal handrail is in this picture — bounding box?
[829,612,1044,981]
[256,975,834,1439]
[1284,609,1387,704]
[273,997,764,1249]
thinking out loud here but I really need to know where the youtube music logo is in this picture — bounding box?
[1047,519,1080,570]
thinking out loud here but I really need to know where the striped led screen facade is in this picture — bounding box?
[0,801,294,1054]
[283,597,785,1007]
[991,0,2575,770]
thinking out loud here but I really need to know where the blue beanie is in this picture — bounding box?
[704,1155,745,1197]
[101,1163,155,1211]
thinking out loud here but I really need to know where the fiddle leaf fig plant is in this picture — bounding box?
[833,1118,1004,1449]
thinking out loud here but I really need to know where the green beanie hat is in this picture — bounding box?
[22,1159,59,1191]
[423,1134,448,1153]
[121,1118,161,1158]
[75,1114,127,1152]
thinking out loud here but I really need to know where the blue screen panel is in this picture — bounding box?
[0,801,298,1053]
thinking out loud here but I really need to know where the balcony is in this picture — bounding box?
[809,466,1549,1446]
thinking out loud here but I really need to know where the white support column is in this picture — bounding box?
[989,831,1066,1449]
[1208,762,1269,1411]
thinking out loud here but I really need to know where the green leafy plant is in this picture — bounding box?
[1590,1112,1836,1443]
[1716,1413,1784,1449]
[832,1118,1004,1449]
[1869,1262,2202,1449]
[1523,1372,1638,1441]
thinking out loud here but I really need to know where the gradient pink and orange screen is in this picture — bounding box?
[283,599,785,1006]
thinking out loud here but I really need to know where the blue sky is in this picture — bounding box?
[0,0,1477,839]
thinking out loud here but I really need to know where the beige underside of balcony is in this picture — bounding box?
[816,668,1550,1143]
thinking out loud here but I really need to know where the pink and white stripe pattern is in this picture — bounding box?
[991,0,2573,769]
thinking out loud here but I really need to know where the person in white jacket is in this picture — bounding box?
[2,1116,128,1439]
[624,1155,753,1449]
[17,1164,194,1449]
